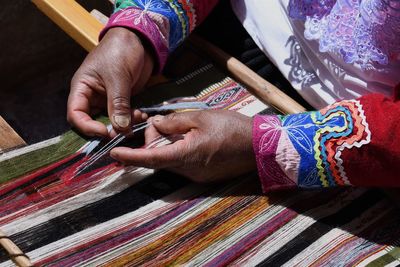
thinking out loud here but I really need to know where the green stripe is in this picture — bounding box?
[0,116,109,184]
[365,247,400,267]
[114,0,137,13]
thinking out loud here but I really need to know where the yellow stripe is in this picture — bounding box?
[168,197,269,265]
[105,195,251,266]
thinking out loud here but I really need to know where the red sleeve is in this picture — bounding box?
[99,0,219,72]
[342,88,400,187]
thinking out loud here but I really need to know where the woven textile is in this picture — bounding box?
[0,65,399,266]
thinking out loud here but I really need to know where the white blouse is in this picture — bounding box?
[231,0,400,109]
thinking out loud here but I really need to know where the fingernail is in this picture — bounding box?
[110,150,117,159]
[153,115,164,123]
[113,115,130,128]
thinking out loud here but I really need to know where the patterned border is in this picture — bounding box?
[254,99,371,189]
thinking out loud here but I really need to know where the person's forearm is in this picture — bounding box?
[100,0,220,72]
[253,84,400,192]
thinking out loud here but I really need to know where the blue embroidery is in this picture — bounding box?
[114,0,191,51]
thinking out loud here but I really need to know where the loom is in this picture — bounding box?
[1,1,400,266]
[1,45,400,266]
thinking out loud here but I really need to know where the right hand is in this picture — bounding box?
[67,27,154,137]
[111,110,256,183]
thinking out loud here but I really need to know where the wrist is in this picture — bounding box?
[104,27,155,71]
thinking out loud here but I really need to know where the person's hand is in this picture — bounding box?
[67,27,154,137]
[110,110,256,183]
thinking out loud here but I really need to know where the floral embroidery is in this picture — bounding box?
[258,116,282,154]
[113,0,196,51]
[254,116,296,191]
[254,100,371,189]
[289,0,400,68]
[289,0,336,19]
[110,7,170,66]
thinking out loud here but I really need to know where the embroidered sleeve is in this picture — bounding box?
[288,0,400,68]
[253,85,400,192]
[100,0,219,72]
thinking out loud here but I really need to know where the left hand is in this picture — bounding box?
[67,28,153,137]
[110,110,256,182]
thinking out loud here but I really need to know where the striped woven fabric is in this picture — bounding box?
[0,65,399,266]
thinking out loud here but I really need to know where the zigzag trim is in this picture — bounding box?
[178,0,197,32]
[311,109,349,187]
[334,100,371,185]
[166,0,188,40]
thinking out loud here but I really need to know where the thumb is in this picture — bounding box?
[152,112,199,135]
[107,80,132,132]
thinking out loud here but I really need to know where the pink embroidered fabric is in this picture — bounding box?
[100,0,218,72]
[100,7,170,72]
[252,115,297,192]
[289,0,400,67]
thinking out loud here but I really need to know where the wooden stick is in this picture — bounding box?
[0,229,32,267]
[31,0,167,86]
[0,116,26,153]
[188,35,306,115]
[90,9,109,25]
[31,0,104,52]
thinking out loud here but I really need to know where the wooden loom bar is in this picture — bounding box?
[188,34,306,115]
[19,0,397,262]
[31,0,103,52]
[31,0,169,86]
[0,230,32,267]
[0,116,26,153]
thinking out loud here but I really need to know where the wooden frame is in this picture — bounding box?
[31,0,105,52]
[0,117,26,152]
[0,2,391,266]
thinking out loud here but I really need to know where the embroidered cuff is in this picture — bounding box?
[100,1,196,72]
[100,7,169,72]
[253,100,371,192]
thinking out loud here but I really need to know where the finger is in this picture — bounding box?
[110,110,149,139]
[132,109,148,123]
[109,128,118,138]
[152,112,199,135]
[144,120,162,146]
[110,141,186,169]
[106,77,133,132]
[141,112,149,121]
[67,84,108,137]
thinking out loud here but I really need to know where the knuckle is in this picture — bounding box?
[112,96,130,112]
[166,112,179,122]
